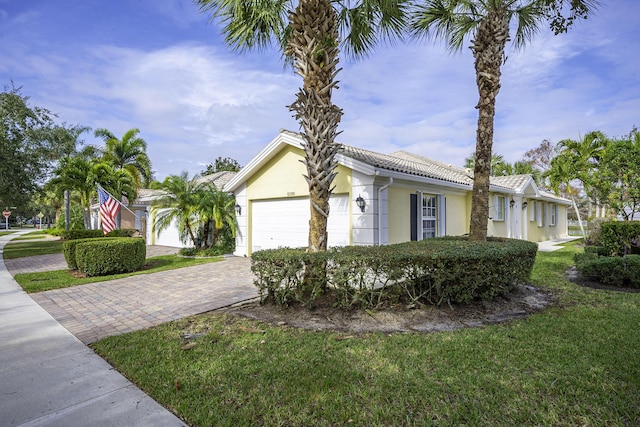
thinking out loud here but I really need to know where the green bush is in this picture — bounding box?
[251,237,538,309]
[575,253,640,288]
[584,245,610,256]
[62,237,112,270]
[106,228,138,237]
[61,229,105,240]
[75,238,146,277]
[600,221,640,256]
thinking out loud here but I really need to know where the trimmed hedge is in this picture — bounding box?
[61,229,105,240]
[600,221,640,256]
[575,253,640,288]
[584,246,610,257]
[75,238,146,277]
[62,237,112,270]
[252,237,538,309]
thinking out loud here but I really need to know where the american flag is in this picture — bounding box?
[97,186,121,235]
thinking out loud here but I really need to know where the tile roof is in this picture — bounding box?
[196,170,237,189]
[340,145,473,186]
[489,174,532,192]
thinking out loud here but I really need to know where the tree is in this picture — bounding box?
[49,157,101,229]
[0,84,57,208]
[591,129,640,221]
[201,156,241,175]
[546,151,586,237]
[197,0,408,252]
[196,182,238,249]
[411,0,598,241]
[94,128,152,188]
[556,130,608,216]
[151,172,203,246]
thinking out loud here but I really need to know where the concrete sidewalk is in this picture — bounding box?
[537,236,582,252]
[0,231,187,426]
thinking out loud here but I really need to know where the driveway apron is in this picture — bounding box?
[28,256,258,344]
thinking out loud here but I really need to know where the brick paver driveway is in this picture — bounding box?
[21,254,257,344]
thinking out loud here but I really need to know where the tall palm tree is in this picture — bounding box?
[411,0,598,241]
[151,172,203,246]
[94,128,152,188]
[197,0,408,252]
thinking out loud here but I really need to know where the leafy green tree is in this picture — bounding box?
[0,84,56,208]
[201,157,241,175]
[197,0,408,252]
[411,0,598,241]
[49,157,100,228]
[591,129,640,221]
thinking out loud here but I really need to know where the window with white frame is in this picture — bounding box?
[422,194,437,239]
[493,195,505,221]
[550,203,557,226]
[529,200,536,222]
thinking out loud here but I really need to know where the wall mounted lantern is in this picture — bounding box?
[235,204,241,216]
[522,201,528,210]
[510,199,515,209]
[355,195,366,213]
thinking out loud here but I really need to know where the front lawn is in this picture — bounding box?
[92,241,640,426]
[14,255,221,293]
[2,240,63,259]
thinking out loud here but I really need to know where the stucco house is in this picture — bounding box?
[224,130,571,257]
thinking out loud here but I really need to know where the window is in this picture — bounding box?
[538,202,545,227]
[550,203,557,226]
[493,195,505,221]
[422,195,437,239]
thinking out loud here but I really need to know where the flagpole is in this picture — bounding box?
[96,183,141,219]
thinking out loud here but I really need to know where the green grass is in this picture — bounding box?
[92,241,640,426]
[11,235,47,241]
[2,240,63,259]
[14,255,221,293]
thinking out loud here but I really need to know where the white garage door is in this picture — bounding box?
[151,210,192,248]
[251,195,350,252]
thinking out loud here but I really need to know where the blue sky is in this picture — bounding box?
[1,0,638,180]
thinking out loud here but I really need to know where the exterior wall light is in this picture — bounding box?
[355,195,366,213]
[522,201,528,210]
[510,199,515,209]
[235,204,241,216]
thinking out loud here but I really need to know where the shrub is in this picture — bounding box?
[586,218,606,246]
[251,237,538,309]
[600,221,640,256]
[61,229,105,240]
[584,246,610,257]
[575,253,640,288]
[106,228,138,237]
[75,238,146,276]
[62,237,111,270]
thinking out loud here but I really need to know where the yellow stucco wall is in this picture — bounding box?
[525,202,568,242]
[387,187,468,244]
[246,145,351,200]
[447,193,469,236]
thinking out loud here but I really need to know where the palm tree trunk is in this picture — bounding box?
[287,0,343,253]
[570,194,586,238]
[468,7,509,241]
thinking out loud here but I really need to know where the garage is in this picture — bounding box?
[149,209,193,248]
[251,195,350,252]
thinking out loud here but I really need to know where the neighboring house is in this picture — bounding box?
[91,171,237,248]
[224,130,571,257]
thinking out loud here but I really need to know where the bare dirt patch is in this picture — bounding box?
[222,284,554,334]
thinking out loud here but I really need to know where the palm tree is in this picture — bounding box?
[411,0,598,241]
[556,130,608,216]
[94,128,152,188]
[151,172,203,246]
[196,182,238,249]
[197,0,408,252]
[546,151,585,237]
